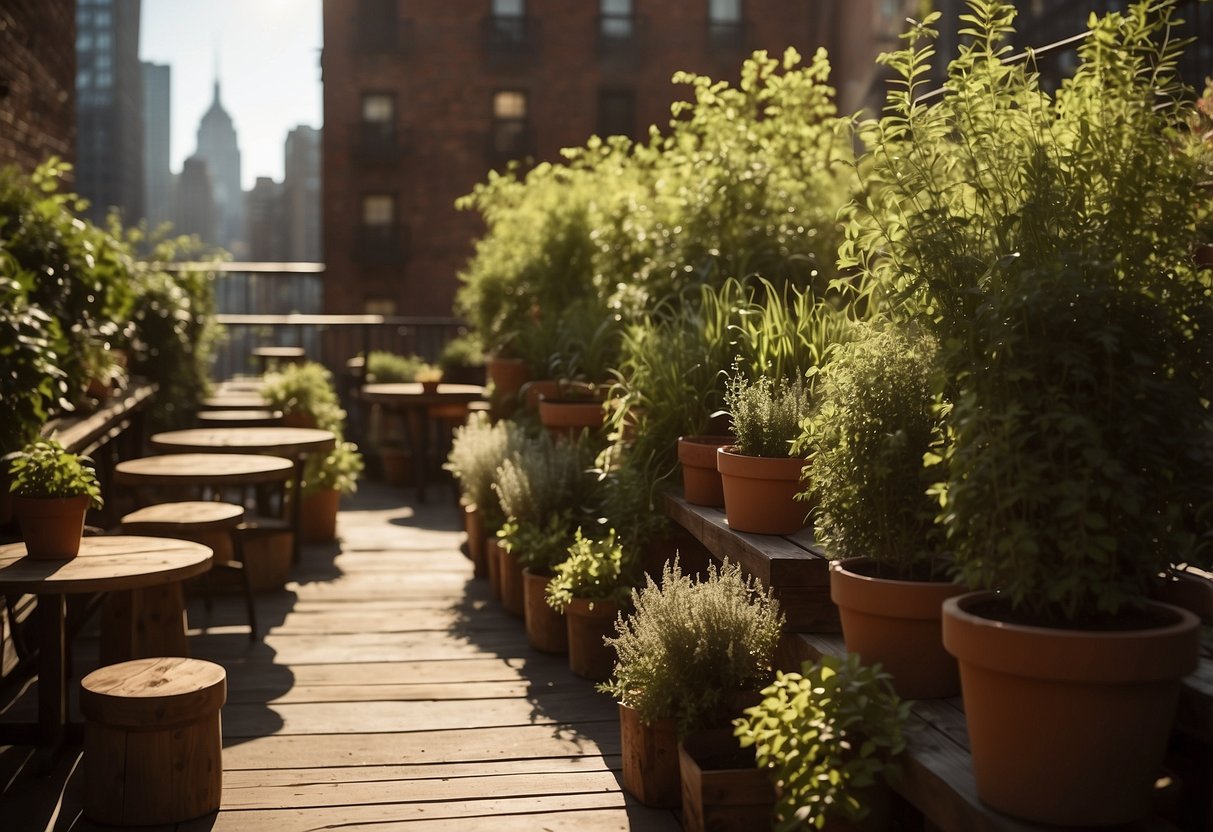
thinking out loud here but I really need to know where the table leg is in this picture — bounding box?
[398,406,428,503]
[36,594,67,751]
[290,456,305,561]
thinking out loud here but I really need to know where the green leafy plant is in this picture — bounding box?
[546,527,638,612]
[735,653,909,831]
[304,441,364,496]
[497,511,577,573]
[261,362,345,433]
[438,332,484,373]
[0,266,68,454]
[795,323,947,577]
[5,438,103,508]
[365,351,427,383]
[414,363,443,384]
[600,559,783,735]
[846,0,1213,620]
[444,413,528,532]
[725,374,813,458]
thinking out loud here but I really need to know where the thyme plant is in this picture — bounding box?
[724,374,813,458]
[600,559,783,736]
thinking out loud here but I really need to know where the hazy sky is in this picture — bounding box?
[139,0,323,191]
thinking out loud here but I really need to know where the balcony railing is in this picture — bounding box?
[353,123,409,163]
[355,224,410,265]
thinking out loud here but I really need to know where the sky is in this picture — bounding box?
[139,0,323,191]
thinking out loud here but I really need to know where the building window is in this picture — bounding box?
[600,0,633,39]
[362,93,395,125]
[489,0,528,45]
[492,90,531,159]
[362,194,396,227]
[356,0,398,51]
[708,0,744,49]
[598,89,635,140]
[358,93,401,158]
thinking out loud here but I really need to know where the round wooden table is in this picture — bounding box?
[115,452,295,488]
[0,536,213,760]
[199,393,271,411]
[196,409,283,428]
[360,383,486,502]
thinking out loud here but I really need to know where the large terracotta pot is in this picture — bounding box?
[486,356,530,418]
[678,728,774,832]
[299,489,340,544]
[716,447,808,535]
[620,702,680,808]
[485,537,503,600]
[280,410,318,429]
[523,569,568,654]
[498,545,526,617]
[538,397,605,439]
[463,504,486,578]
[565,597,619,681]
[942,591,1201,826]
[830,557,965,699]
[519,379,560,412]
[677,435,734,507]
[12,495,90,559]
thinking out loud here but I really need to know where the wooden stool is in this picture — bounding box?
[81,657,226,826]
[121,501,258,639]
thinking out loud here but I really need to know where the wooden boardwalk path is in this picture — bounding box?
[0,484,681,831]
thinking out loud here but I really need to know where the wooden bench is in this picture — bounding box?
[664,493,1213,831]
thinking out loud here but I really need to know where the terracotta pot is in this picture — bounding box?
[620,702,680,808]
[1150,568,1213,622]
[420,380,440,394]
[519,379,561,412]
[280,410,318,429]
[299,489,340,544]
[565,597,619,681]
[463,504,487,578]
[13,495,90,559]
[942,591,1201,826]
[830,557,964,699]
[716,447,808,535]
[537,397,605,438]
[677,435,734,507]
[498,545,525,617]
[486,356,530,397]
[523,569,568,654]
[679,728,774,832]
[485,537,503,600]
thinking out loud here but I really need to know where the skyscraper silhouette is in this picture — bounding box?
[194,75,244,254]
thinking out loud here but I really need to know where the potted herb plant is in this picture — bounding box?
[299,441,364,544]
[600,559,783,808]
[717,373,813,535]
[444,413,525,579]
[261,362,344,430]
[733,653,909,831]
[796,323,963,699]
[545,528,638,681]
[5,438,104,559]
[846,1,1211,823]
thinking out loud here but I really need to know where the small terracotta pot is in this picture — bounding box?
[620,702,680,808]
[463,504,487,578]
[523,569,568,654]
[486,356,530,416]
[942,591,1201,826]
[498,545,526,617]
[679,728,774,832]
[830,557,964,699]
[280,410,318,429]
[677,435,734,507]
[13,495,90,559]
[485,537,503,600]
[420,381,440,394]
[565,597,619,681]
[519,379,561,412]
[538,397,605,438]
[299,489,340,544]
[716,447,808,535]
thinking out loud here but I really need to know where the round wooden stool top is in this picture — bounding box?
[121,502,245,535]
[81,657,227,729]
[115,453,294,487]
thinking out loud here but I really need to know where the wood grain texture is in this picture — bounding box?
[0,535,212,594]
[121,500,246,532]
[115,452,294,485]
[150,426,336,457]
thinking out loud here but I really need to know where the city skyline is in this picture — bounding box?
[139,0,322,191]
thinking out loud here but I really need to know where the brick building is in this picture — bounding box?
[321,0,905,318]
[0,0,76,178]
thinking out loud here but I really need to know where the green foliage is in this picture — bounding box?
[600,559,783,736]
[847,0,1213,619]
[444,413,528,531]
[795,323,947,576]
[261,362,345,433]
[5,438,103,508]
[0,265,68,454]
[545,527,638,612]
[725,374,813,458]
[438,332,484,372]
[498,511,576,573]
[366,351,426,383]
[735,654,909,831]
[304,441,363,496]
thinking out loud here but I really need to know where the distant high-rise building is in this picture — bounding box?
[176,156,217,245]
[283,125,322,262]
[76,0,143,225]
[194,76,244,254]
[246,176,286,261]
[321,0,908,317]
[0,0,76,177]
[141,61,172,231]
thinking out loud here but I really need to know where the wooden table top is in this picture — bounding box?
[361,383,487,405]
[150,427,336,457]
[115,453,294,486]
[196,409,282,425]
[200,394,271,410]
[0,536,212,594]
[253,346,306,358]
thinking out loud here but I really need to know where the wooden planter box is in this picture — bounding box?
[679,728,774,832]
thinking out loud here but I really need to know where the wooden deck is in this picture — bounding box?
[0,484,681,831]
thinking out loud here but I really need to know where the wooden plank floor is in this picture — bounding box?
[0,483,681,831]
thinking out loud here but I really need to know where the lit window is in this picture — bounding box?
[362,94,395,124]
[362,195,395,226]
[708,0,741,23]
[601,0,633,38]
[493,91,527,120]
[493,0,525,17]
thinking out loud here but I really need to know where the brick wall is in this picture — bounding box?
[0,0,76,180]
[322,0,888,318]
